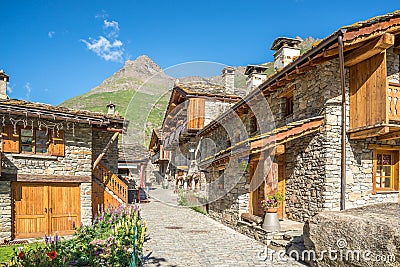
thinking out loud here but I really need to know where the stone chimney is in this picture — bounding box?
[271,37,301,71]
[222,67,235,95]
[0,70,9,99]
[106,101,116,115]
[244,64,269,94]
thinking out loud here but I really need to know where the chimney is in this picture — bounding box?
[106,101,116,115]
[271,37,301,71]
[0,70,9,100]
[244,64,269,94]
[222,67,235,95]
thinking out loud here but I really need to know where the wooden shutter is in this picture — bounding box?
[349,52,388,130]
[187,98,205,130]
[48,130,65,156]
[2,125,20,153]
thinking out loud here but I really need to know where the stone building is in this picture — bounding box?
[156,69,243,189]
[0,71,127,241]
[197,11,400,230]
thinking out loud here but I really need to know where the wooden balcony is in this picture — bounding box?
[349,82,400,140]
[388,83,400,122]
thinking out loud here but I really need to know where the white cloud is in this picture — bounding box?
[103,20,119,38]
[95,10,109,19]
[6,83,14,94]
[81,19,124,62]
[25,82,32,100]
[48,31,55,38]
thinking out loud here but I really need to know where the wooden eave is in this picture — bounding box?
[348,123,400,140]
[199,117,324,167]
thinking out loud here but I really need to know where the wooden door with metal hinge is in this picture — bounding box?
[12,182,80,239]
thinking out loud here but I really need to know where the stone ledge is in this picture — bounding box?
[9,153,58,160]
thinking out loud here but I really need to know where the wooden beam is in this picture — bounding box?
[349,126,389,140]
[377,131,400,141]
[345,33,394,67]
[92,127,123,133]
[0,173,91,183]
[92,132,120,170]
[394,36,400,54]
[368,144,400,150]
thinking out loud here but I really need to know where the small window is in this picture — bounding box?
[373,150,399,193]
[20,129,34,153]
[35,130,48,154]
[286,96,294,116]
[218,169,225,189]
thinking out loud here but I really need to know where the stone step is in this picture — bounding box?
[270,239,290,248]
[283,231,303,241]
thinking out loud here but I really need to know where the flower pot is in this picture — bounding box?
[265,207,278,213]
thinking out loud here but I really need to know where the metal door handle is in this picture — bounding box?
[49,208,52,213]
[44,208,47,213]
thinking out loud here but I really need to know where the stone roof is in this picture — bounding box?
[119,143,149,162]
[270,37,301,51]
[0,99,125,125]
[175,82,241,99]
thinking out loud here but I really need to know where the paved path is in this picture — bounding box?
[140,200,306,267]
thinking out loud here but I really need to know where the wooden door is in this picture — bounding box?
[13,182,81,238]
[277,155,286,220]
[12,183,48,239]
[49,184,80,236]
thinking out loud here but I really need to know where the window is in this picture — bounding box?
[35,130,48,154]
[2,125,64,156]
[279,85,295,117]
[218,169,225,190]
[20,129,33,153]
[373,150,399,193]
[286,96,294,116]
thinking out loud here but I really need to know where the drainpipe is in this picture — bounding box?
[338,33,346,210]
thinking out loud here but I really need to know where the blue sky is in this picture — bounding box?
[1,0,399,105]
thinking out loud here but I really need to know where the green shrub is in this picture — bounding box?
[3,205,146,267]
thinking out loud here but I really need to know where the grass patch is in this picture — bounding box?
[177,190,207,215]
[0,242,45,264]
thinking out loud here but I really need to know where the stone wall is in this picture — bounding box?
[2,123,92,177]
[207,168,249,227]
[80,182,92,226]
[387,47,399,83]
[92,130,119,174]
[204,100,233,127]
[0,181,11,241]
[200,46,400,228]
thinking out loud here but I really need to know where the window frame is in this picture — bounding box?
[373,149,399,194]
[2,125,64,157]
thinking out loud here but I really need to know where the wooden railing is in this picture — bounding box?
[92,161,128,204]
[388,83,400,121]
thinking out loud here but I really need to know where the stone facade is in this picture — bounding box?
[92,130,119,174]
[2,123,92,177]
[199,44,400,233]
[0,181,11,240]
[0,120,122,240]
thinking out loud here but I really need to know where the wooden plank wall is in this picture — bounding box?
[187,98,205,130]
[349,52,388,130]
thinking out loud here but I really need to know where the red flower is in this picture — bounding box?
[46,250,57,260]
[18,251,25,259]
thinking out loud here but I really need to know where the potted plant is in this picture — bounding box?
[261,192,283,213]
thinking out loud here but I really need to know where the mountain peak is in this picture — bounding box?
[121,55,163,76]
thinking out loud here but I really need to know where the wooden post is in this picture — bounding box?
[92,132,119,170]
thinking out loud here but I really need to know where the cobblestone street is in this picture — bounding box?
[140,200,306,267]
